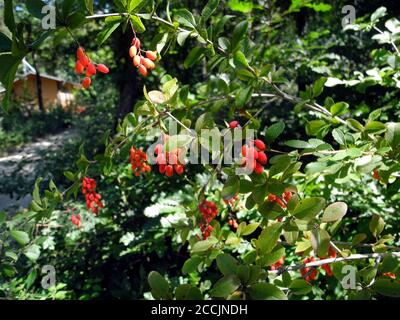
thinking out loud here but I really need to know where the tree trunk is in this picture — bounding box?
[112,27,142,131]
[31,51,45,112]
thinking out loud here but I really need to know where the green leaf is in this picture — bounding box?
[216,254,238,276]
[242,222,260,236]
[191,237,218,252]
[371,7,387,23]
[257,223,282,254]
[379,255,400,273]
[248,283,287,300]
[385,122,400,149]
[222,176,240,200]
[130,15,146,33]
[332,128,346,145]
[235,86,253,108]
[293,197,326,221]
[10,230,30,246]
[4,0,15,32]
[0,32,12,52]
[184,47,207,68]
[364,121,386,134]
[24,244,41,262]
[369,214,385,239]
[201,0,220,22]
[26,0,46,19]
[85,0,94,14]
[128,0,145,13]
[148,271,170,299]
[311,228,330,257]
[177,30,192,46]
[285,140,310,149]
[210,275,241,298]
[175,9,197,29]
[233,51,249,68]
[228,0,253,13]
[289,279,312,295]
[265,122,285,144]
[347,119,364,132]
[231,20,248,50]
[0,53,23,111]
[182,257,202,274]
[330,102,349,116]
[175,284,203,300]
[97,22,120,46]
[313,77,327,97]
[372,278,400,297]
[321,202,348,222]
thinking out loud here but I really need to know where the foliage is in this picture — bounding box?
[0,0,399,301]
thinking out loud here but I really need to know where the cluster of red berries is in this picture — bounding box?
[198,199,218,239]
[270,256,285,271]
[129,37,158,77]
[319,246,337,277]
[267,191,292,209]
[130,147,151,176]
[224,195,239,206]
[373,169,380,180]
[82,177,104,215]
[300,257,318,281]
[155,136,186,177]
[71,214,82,229]
[241,139,268,174]
[75,47,109,89]
[301,246,337,281]
[228,218,239,229]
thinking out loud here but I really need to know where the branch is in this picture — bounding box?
[271,252,400,274]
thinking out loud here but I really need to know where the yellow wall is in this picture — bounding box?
[12,75,75,109]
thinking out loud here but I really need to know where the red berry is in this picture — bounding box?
[129,46,138,58]
[86,63,97,76]
[132,38,141,48]
[97,64,109,74]
[254,162,263,174]
[133,55,141,67]
[165,165,174,177]
[77,47,86,61]
[139,65,148,77]
[255,139,266,151]
[146,50,158,61]
[75,61,85,74]
[257,151,268,164]
[229,121,239,129]
[141,57,155,70]
[82,77,91,89]
[175,164,184,175]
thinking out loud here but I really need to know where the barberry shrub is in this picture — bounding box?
[1,0,400,301]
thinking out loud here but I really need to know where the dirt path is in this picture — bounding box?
[0,130,76,211]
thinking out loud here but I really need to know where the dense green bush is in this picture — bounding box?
[0,0,400,301]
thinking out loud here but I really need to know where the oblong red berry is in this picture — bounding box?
[86,63,97,76]
[77,47,86,60]
[254,162,263,174]
[133,55,141,67]
[141,57,155,70]
[146,50,158,61]
[129,46,138,58]
[165,165,173,177]
[174,165,184,175]
[132,38,141,48]
[75,61,84,74]
[138,65,148,77]
[97,64,109,74]
[257,151,268,164]
[82,77,91,89]
[255,139,266,151]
